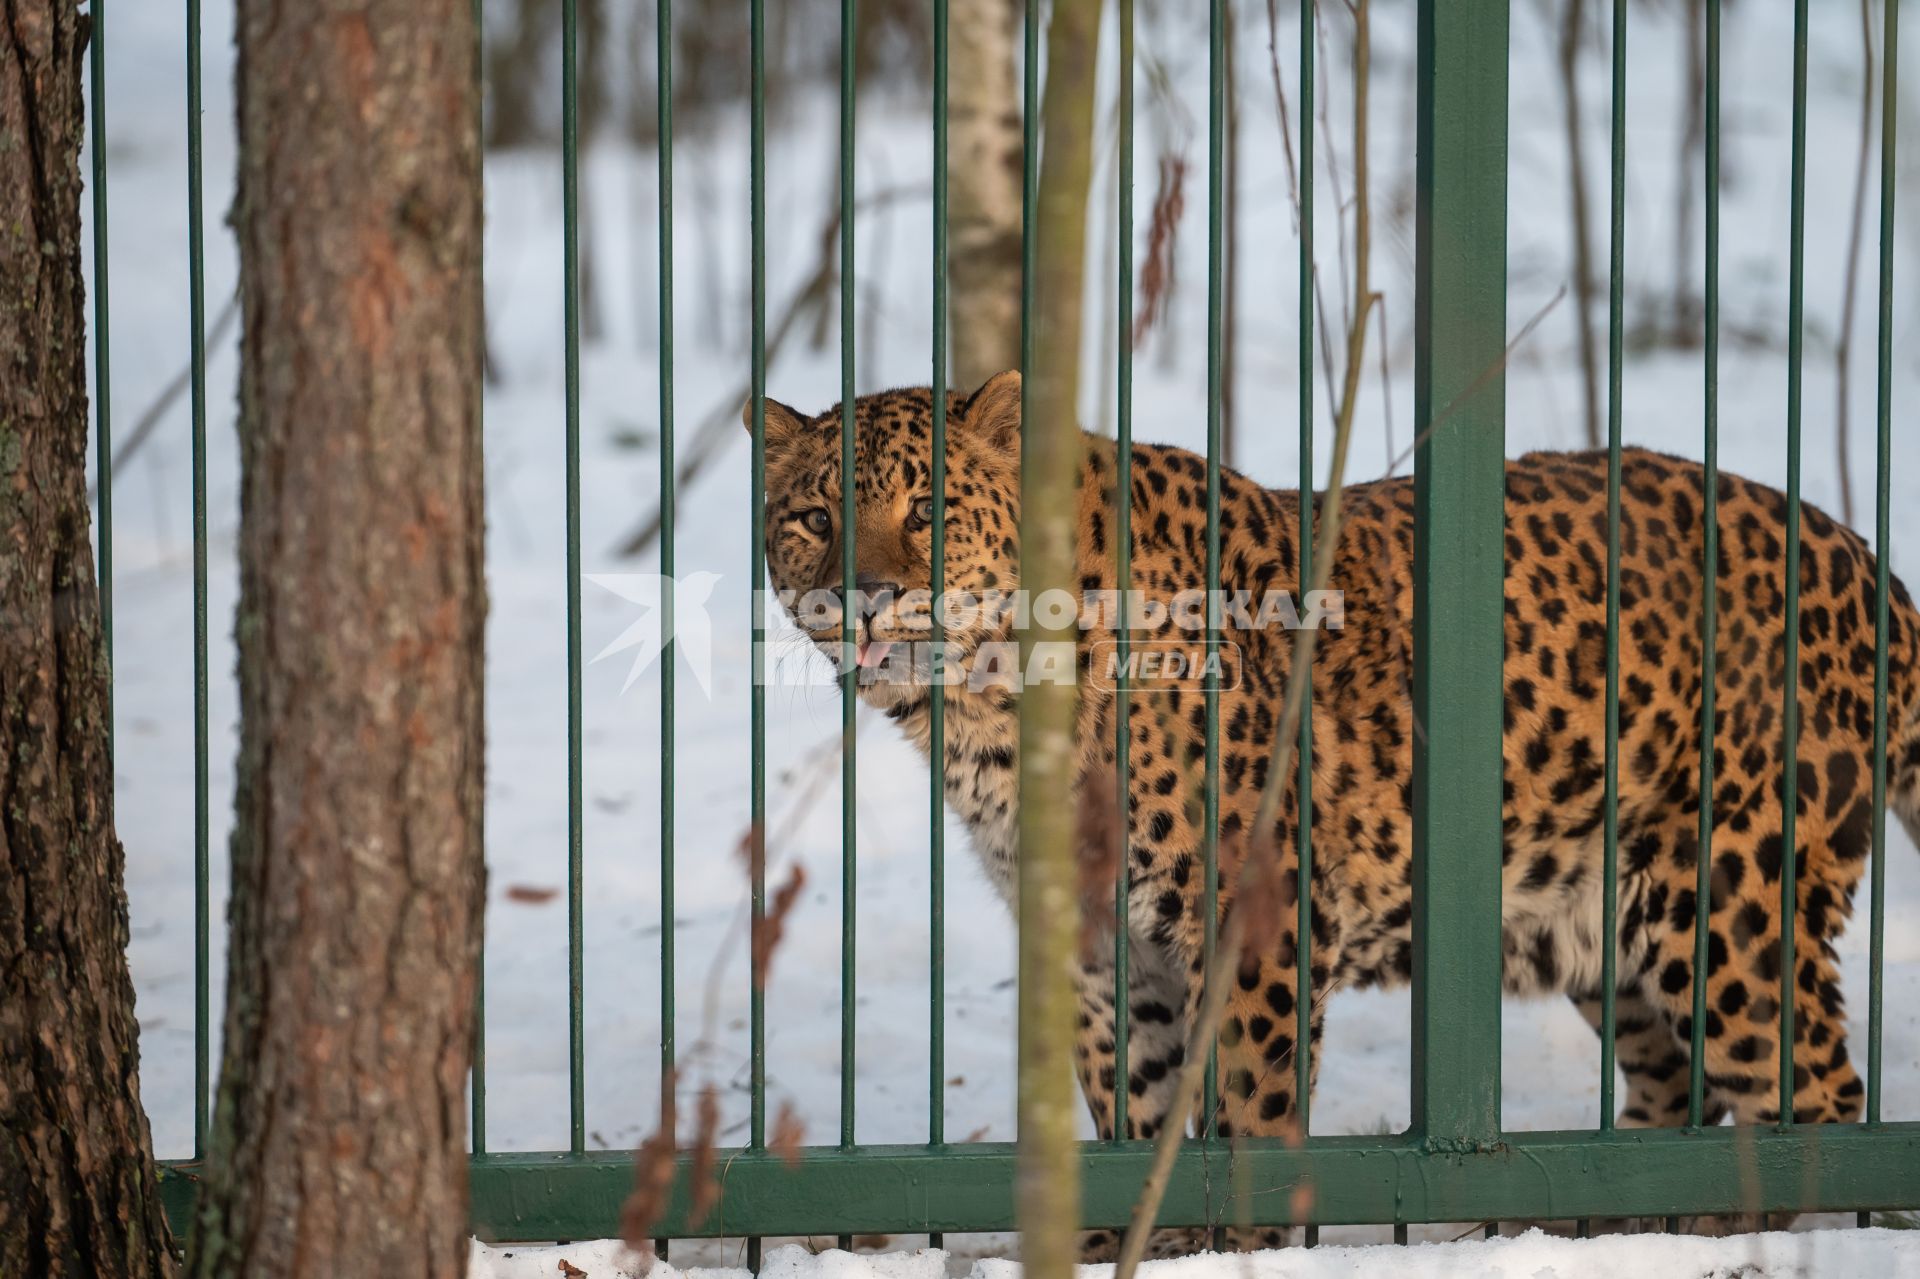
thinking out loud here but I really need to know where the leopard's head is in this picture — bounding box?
[747,370,1024,708]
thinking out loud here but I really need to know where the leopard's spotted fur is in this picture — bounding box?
[753,371,1920,1239]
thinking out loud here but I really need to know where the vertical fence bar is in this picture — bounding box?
[1687,0,1720,1131]
[1410,0,1508,1147]
[1202,0,1224,1147]
[657,0,676,1188]
[1597,0,1626,1132]
[471,0,488,1159]
[1295,0,1315,1154]
[1865,0,1897,1130]
[1021,0,1037,389]
[748,0,768,1267]
[1112,0,1134,1148]
[1778,0,1808,1130]
[930,0,948,1173]
[744,0,768,1259]
[88,0,111,745]
[187,0,213,1163]
[1016,1,1034,1155]
[560,0,587,1158]
[839,4,859,1196]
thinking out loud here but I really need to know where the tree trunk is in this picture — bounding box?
[0,5,178,1276]
[0,4,179,1267]
[949,0,1024,388]
[184,0,486,1275]
[1019,1,1102,1277]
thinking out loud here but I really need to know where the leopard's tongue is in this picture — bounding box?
[856,640,894,669]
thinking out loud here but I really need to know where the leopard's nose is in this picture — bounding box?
[830,576,901,618]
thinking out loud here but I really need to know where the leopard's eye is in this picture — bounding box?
[800,508,831,535]
[911,496,936,527]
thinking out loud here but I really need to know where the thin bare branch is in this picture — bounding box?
[1834,0,1877,527]
[1559,0,1603,448]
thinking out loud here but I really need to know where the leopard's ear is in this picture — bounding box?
[958,369,1022,453]
[741,396,811,451]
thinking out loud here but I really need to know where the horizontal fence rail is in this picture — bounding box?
[117,0,1915,1252]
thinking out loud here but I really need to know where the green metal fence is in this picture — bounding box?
[106,0,1920,1253]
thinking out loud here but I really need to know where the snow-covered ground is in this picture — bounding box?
[86,0,1917,1266]
[464,1231,1920,1279]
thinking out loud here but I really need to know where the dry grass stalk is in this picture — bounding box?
[754,864,809,990]
[685,1085,725,1229]
[619,1072,679,1262]
[1131,155,1188,350]
[770,1102,807,1168]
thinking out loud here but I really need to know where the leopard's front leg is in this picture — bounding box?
[1074,939,1210,1262]
[1167,895,1340,1253]
[1072,940,1191,1140]
[1200,947,1327,1144]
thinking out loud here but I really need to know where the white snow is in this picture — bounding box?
[464,1231,1920,1279]
[81,0,1919,1267]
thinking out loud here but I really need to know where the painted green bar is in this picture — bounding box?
[88,0,112,746]
[1295,0,1315,1139]
[839,0,859,1159]
[1014,0,1033,1158]
[930,0,949,1152]
[1778,0,1808,1128]
[1021,0,1037,385]
[1688,0,1721,1130]
[1202,0,1225,1134]
[1597,0,1626,1132]
[561,0,587,1157]
[1410,0,1507,1147]
[187,0,212,1162]
[157,1120,1920,1244]
[474,952,487,1155]
[1112,0,1134,1145]
[749,0,769,1159]
[1866,0,1898,1125]
[658,0,677,1151]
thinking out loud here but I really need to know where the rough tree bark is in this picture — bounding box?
[950,0,1025,388]
[183,0,486,1275]
[0,4,178,1275]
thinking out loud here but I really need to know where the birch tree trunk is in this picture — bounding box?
[184,0,486,1274]
[1020,1,1103,1277]
[950,0,1025,387]
[0,5,178,1274]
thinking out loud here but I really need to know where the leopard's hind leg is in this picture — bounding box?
[1569,985,1725,1130]
[1603,810,1865,1235]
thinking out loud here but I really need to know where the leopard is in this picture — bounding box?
[749,369,1920,1248]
